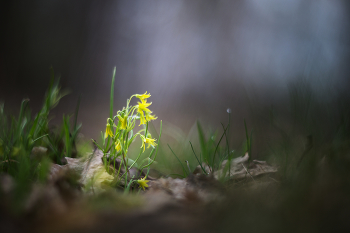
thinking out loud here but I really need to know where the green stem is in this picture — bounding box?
[189,141,207,174]
[128,123,149,170]
[212,124,229,171]
[168,144,188,176]
[139,120,162,169]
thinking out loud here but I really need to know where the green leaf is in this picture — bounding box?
[110,67,116,120]
[197,121,207,162]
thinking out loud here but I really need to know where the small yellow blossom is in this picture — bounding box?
[115,139,121,152]
[140,135,157,152]
[137,99,152,125]
[135,91,151,101]
[105,123,114,138]
[139,111,147,125]
[145,112,157,122]
[137,177,149,190]
[137,99,152,114]
[117,115,128,130]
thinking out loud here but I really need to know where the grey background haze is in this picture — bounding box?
[1,0,349,139]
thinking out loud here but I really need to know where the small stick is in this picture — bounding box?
[185,160,192,174]
[242,163,255,182]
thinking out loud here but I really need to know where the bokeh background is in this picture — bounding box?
[1,0,350,153]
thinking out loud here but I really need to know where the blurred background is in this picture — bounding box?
[1,0,350,156]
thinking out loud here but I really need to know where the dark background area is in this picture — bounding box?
[1,0,350,146]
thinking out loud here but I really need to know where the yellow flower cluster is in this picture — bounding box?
[103,92,158,156]
[95,69,162,193]
[135,92,157,126]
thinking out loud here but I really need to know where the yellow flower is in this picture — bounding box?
[135,91,151,101]
[138,111,147,125]
[137,177,149,190]
[105,123,114,138]
[140,135,157,152]
[115,139,121,152]
[117,115,128,130]
[137,99,153,125]
[145,112,157,122]
[137,99,152,114]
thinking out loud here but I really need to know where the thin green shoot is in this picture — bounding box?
[196,121,208,165]
[212,124,229,171]
[63,115,71,158]
[168,144,188,176]
[128,122,149,170]
[189,141,207,174]
[124,178,136,194]
[140,120,162,169]
[32,134,49,143]
[105,67,116,152]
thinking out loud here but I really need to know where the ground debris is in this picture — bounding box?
[146,174,225,206]
[193,152,277,181]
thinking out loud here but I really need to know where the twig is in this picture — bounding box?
[242,163,255,182]
[185,160,192,174]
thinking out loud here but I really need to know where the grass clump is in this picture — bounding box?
[0,70,83,210]
[168,108,252,182]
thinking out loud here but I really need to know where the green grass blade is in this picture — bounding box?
[110,67,116,120]
[212,124,229,171]
[17,99,29,137]
[221,122,229,159]
[92,139,104,152]
[32,134,49,143]
[196,120,208,164]
[226,109,231,159]
[124,178,136,194]
[139,121,163,177]
[168,144,188,176]
[189,141,207,174]
[106,67,116,152]
[63,115,71,158]
[29,108,42,138]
